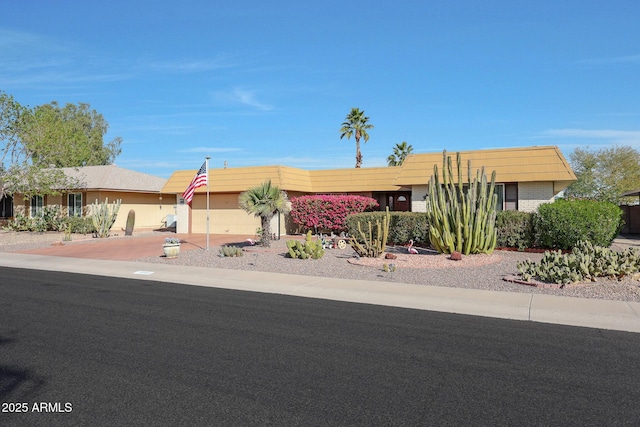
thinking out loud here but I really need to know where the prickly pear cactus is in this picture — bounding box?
[517,240,640,285]
[286,231,325,259]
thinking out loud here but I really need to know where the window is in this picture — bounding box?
[428,184,506,210]
[494,184,504,211]
[505,183,518,211]
[68,193,83,217]
[0,195,12,219]
[30,195,44,217]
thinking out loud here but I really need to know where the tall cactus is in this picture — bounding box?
[91,198,121,238]
[350,207,390,257]
[426,150,497,255]
[125,209,135,236]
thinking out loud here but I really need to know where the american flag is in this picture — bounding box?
[182,161,208,204]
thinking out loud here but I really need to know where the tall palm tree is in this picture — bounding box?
[238,180,290,247]
[387,141,414,166]
[340,108,374,168]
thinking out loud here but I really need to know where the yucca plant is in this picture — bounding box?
[238,180,290,247]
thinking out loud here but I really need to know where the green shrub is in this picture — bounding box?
[535,199,623,249]
[6,210,96,234]
[42,206,65,231]
[64,216,96,235]
[5,213,31,231]
[388,212,429,246]
[6,208,63,232]
[346,212,429,247]
[496,211,535,250]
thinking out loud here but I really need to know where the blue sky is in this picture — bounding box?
[2,0,639,177]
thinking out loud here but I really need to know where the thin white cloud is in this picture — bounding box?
[578,54,640,65]
[225,155,387,170]
[213,87,274,111]
[540,128,640,146]
[3,70,134,88]
[123,124,195,134]
[180,147,242,154]
[234,88,274,111]
[144,56,237,73]
[0,27,135,89]
[0,27,66,52]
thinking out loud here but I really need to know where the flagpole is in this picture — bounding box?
[205,156,211,250]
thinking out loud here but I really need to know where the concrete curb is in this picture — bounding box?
[2,252,639,333]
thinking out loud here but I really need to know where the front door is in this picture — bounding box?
[394,194,410,211]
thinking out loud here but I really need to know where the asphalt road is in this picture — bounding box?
[1,266,640,426]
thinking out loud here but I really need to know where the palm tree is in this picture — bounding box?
[340,108,374,168]
[387,141,414,166]
[238,180,290,247]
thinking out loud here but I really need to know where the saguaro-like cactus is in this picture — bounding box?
[91,198,121,238]
[125,209,135,236]
[426,151,497,255]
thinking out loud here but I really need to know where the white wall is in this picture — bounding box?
[518,182,555,212]
[411,185,428,212]
[176,196,189,234]
[411,182,556,213]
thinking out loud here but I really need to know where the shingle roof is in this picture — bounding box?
[162,146,576,195]
[396,146,576,185]
[59,165,166,193]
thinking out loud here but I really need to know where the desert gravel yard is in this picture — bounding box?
[139,240,640,302]
[3,230,640,302]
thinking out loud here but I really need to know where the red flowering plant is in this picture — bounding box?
[290,195,379,232]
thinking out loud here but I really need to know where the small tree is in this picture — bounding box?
[1,91,120,200]
[565,145,640,203]
[21,101,122,168]
[239,180,290,247]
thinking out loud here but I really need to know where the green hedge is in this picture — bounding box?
[535,199,623,250]
[495,211,535,250]
[346,200,623,251]
[346,212,429,246]
[65,216,96,234]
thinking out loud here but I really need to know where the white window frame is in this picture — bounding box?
[68,192,83,217]
[30,195,44,217]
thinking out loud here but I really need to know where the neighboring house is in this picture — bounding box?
[162,146,576,235]
[11,165,172,232]
[620,189,640,234]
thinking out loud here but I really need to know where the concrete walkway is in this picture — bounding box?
[2,234,640,334]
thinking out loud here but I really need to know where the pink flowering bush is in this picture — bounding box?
[290,195,379,232]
